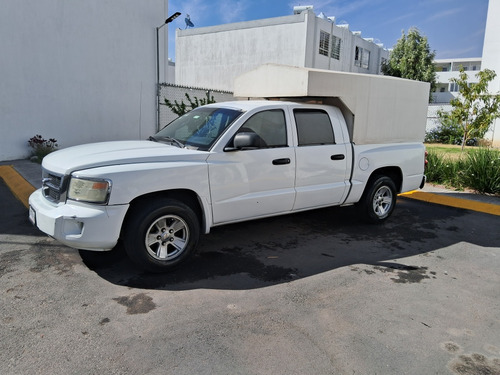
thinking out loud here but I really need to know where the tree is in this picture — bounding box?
[164,91,216,117]
[437,68,500,150]
[382,27,436,101]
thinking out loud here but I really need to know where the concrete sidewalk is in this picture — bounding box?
[1,159,499,215]
[0,159,42,189]
[0,160,42,208]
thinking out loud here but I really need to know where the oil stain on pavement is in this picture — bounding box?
[351,263,432,284]
[113,293,156,314]
[442,341,500,375]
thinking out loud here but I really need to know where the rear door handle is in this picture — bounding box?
[273,158,291,165]
[331,154,345,160]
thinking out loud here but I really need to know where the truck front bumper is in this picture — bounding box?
[28,189,129,251]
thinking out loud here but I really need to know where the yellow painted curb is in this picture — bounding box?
[0,165,36,209]
[1,164,499,217]
[400,190,500,216]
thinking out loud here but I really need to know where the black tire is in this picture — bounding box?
[359,175,397,223]
[122,198,200,272]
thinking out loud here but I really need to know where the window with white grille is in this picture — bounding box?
[354,46,370,69]
[331,35,341,60]
[362,49,370,69]
[319,31,330,56]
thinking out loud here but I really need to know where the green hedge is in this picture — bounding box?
[425,148,500,195]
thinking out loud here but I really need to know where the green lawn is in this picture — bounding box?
[425,144,470,159]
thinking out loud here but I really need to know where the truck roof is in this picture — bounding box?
[205,100,283,111]
[205,100,316,111]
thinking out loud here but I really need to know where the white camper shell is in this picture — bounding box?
[234,64,430,145]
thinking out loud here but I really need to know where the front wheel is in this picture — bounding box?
[359,176,397,223]
[122,198,200,272]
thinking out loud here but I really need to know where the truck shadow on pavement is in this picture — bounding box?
[0,180,40,237]
[3,179,498,291]
[78,197,498,291]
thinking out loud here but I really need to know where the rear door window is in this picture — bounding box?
[293,109,335,146]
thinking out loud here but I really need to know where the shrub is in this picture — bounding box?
[28,134,58,163]
[424,150,445,182]
[424,120,463,145]
[462,148,500,195]
[164,92,216,117]
[426,147,500,195]
[425,150,465,188]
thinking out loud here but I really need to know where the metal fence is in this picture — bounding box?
[158,83,234,128]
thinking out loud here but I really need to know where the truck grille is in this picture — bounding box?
[42,169,68,203]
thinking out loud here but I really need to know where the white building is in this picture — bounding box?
[432,58,482,104]
[0,0,171,161]
[175,8,389,92]
[481,0,500,147]
[427,58,482,132]
[429,0,500,147]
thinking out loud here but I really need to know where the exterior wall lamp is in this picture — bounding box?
[156,12,181,131]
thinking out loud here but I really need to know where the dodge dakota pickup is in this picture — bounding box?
[29,66,429,272]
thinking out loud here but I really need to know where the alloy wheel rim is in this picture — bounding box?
[145,215,189,260]
[372,186,393,217]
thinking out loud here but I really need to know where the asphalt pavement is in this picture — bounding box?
[1,158,499,375]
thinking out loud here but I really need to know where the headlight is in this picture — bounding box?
[67,177,111,204]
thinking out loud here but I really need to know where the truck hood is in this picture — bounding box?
[42,140,208,175]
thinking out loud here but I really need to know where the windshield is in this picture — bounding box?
[153,106,243,150]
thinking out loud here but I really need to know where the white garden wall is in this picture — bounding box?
[0,0,168,161]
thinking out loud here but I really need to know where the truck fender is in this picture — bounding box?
[123,189,213,236]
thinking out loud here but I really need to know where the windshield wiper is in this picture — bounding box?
[153,135,185,148]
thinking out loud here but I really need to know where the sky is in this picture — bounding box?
[166,0,489,61]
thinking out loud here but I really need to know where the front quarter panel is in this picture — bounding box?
[71,162,211,206]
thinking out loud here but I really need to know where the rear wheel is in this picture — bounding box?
[122,198,200,272]
[360,176,397,223]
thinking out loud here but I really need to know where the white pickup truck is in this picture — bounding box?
[29,65,429,272]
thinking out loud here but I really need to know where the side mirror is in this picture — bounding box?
[234,132,261,149]
[225,132,261,151]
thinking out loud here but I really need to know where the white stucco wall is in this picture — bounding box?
[175,10,389,92]
[176,14,309,92]
[481,0,500,147]
[426,104,452,132]
[0,0,168,161]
